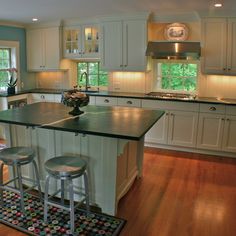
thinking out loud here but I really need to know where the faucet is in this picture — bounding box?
[80,71,90,91]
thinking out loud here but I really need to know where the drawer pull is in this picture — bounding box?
[40,95,45,99]
[126,101,132,105]
[104,99,109,103]
[209,106,216,111]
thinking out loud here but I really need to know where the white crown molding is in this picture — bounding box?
[151,11,200,23]
[25,20,62,29]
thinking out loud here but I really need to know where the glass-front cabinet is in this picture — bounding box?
[63,25,99,59]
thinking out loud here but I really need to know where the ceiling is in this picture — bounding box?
[0,0,236,25]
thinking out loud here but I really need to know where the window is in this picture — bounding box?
[0,48,12,91]
[77,62,108,89]
[0,40,19,92]
[155,60,198,93]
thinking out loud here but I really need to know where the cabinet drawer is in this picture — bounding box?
[142,99,199,112]
[226,105,236,115]
[95,96,118,106]
[199,103,225,114]
[31,93,54,102]
[117,98,141,107]
[54,94,62,103]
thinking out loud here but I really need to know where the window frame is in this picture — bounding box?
[152,59,199,95]
[77,61,108,90]
[0,40,20,92]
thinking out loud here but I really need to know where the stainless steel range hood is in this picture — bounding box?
[146,41,201,60]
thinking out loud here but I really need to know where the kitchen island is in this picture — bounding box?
[0,102,164,215]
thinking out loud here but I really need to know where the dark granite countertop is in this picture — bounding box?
[0,102,164,140]
[1,88,236,105]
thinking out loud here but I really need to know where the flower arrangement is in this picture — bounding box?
[0,67,18,94]
[7,68,18,88]
[62,89,89,115]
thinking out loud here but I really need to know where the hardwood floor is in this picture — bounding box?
[117,148,236,236]
[1,147,236,236]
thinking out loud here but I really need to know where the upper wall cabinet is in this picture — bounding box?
[27,26,61,71]
[100,15,148,71]
[63,24,99,59]
[201,18,236,75]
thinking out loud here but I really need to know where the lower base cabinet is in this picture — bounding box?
[197,113,224,150]
[142,100,199,148]
[222,115,236,152]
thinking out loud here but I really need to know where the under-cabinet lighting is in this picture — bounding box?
[32,18,38,22]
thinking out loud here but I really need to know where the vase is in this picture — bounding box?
[7,87,16,95]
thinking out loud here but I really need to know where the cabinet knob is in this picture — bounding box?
[126,101,132,105]
[223,68,226,71]
[209,106,216,111]
[104,99,109,103]
[222,118,225,121]
[228,68,231,71]
[226,118,230,121]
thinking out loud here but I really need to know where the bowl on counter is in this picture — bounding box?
[62,89,89,115]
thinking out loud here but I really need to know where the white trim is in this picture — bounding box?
[0,40,20,91]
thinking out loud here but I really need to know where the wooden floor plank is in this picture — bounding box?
[1,147,236,235]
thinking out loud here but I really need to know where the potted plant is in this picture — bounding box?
[7,68,17,95]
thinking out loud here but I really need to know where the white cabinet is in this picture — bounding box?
[201,18,236,75]
[222,106,236,152]
[28,93,60,103]
[27,27,61,71]
[117,98,141,107]
[142,100,199,148]
[95,96,118,106]
[100,17,147,71]
[197,103,225,150]
[63,24,99,59]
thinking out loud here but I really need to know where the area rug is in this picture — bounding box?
[0,191,126,235]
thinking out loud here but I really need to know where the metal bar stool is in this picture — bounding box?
[43,155,90,234]
[0,146,42,212]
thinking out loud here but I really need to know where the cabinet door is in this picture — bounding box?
[145,112,168,145]
[227,18,236,74]
[101,21,123,71]
[222,115,236,152]
[201,18,227,74]
[27,29,44,70]
[82,25,99,58]
[197,113,224,150]
[123,20,147,71]
[64,27,80,58]
[44,27,60,69]
[27,27,60,71]
[168,111,198,147]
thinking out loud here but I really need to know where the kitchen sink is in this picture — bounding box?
[146,92,196,100]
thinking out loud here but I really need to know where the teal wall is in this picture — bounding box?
[0,25,35,89]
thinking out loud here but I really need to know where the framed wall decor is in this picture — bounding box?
[164,23,189,41]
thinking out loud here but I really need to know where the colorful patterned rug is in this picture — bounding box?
[0,191,126,235]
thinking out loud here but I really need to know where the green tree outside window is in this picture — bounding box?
[0,48,12,90]
[77,62,108,88]
[157,62,198,92]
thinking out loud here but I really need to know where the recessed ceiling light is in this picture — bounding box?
[214,3,222,7]
[32,18,38,22]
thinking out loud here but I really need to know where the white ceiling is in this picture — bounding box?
[0,0,236,25]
